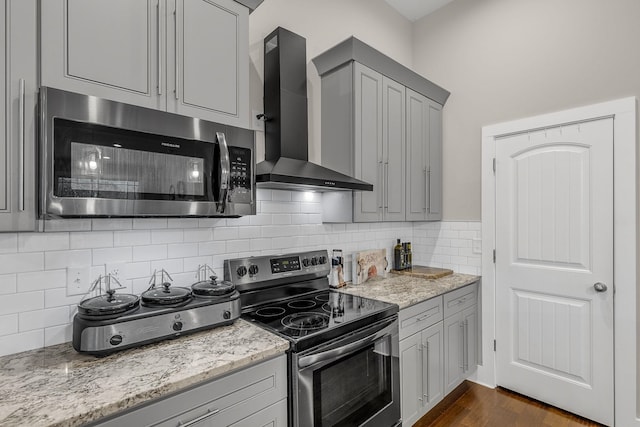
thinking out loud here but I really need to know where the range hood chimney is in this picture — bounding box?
[255,27,373,192]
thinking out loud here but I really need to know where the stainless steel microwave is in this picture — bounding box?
[39,87,255,218]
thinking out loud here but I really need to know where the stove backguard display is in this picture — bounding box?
[270,256,301,274]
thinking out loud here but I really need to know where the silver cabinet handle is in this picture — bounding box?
[174,5,179,100]
[424,340,430,402]
[423,168,427,212]
[463,319,468,371]
[216,132,230,214]
[177,408,221,427]
[18,78,25,211]
[459,322,464,369]
[416,313,433,322]
[377,161,383,210]
[384,162,389,209]
[594,282,608,292]
[426,168,431,213]
[157,1,162,95]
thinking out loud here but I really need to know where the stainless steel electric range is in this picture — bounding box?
[224,250,401,427]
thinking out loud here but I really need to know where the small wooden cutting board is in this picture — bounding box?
[390,265,453,279]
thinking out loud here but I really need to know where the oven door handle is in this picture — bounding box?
[298,317,396,369]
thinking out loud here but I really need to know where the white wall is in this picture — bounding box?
[248,0,414,163]
[413,0,640,220]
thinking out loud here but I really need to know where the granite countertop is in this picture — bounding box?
[0,319,289,427]
[339,272,480,309]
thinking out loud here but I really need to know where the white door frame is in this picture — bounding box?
[476,97,637,425]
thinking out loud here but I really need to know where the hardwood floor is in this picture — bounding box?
[413,382,605,427]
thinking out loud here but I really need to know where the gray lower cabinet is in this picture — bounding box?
[443,284,479,395]
[399,297,444,426]
[399,282,478,426]
[41,0,249,128]
[405,89,443,221]
[91,355,287,427]
[0,0,38,232]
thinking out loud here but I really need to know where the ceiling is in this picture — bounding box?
[384,0,455,21]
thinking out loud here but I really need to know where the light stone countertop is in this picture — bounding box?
[338,272,480,309]
[0,319,289,427]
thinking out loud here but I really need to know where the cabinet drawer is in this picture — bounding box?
[93,355,287,427]
[399,296,443,340]
[444,282,478,318]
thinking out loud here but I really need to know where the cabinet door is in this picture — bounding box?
[400,332,423,427]
[462,305,478,374]
[382,77,405,221]
[170,0,249,128]
[426,100,443,220]
[1,0,37,232]
[405,89,428,221]
[353,63,383,222]
[422,322,444,412]
[41,0,164,110]
[443,313,464,395]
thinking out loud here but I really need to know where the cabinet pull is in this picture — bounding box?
[384,162,389,209]
[423,168,427,212]
[178,408,221,427]
[18,78,25,211]
[426,168,431,214]
[378,161,383,210]
[174,6,179,100]
[216,132,230,214]
[157,1,162,95]
[416,313,432,322]
[459,322,464,369]
[424,341,430,402]
[463,319,469,372]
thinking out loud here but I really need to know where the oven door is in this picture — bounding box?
[294,316,400,427]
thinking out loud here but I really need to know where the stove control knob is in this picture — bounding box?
[302,258,310,267]
[318,256,327,265]
[237,266,248,277]
[223,310,231,320]
[248,264,259,276]
[109,335,123,346]
[311,257,318,266]
[172,321,183,331]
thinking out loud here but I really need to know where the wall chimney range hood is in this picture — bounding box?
[255,27,373,192]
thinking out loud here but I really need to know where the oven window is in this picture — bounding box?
[313,338,392,426]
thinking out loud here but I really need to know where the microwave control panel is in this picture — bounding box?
[228,147,252,203]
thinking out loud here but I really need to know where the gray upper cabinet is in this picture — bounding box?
[1,0,38,232]
[41,0,249,128]
[314,37,448,222]
[406,89,443,221]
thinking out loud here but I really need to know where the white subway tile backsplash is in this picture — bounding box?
[197,218,226,228]
[167,218,200,229]
[213,227,239,241]
[249,214,272,226]
[183,256,214,273]
[237,226,261,239]
[256,189,272,201]
[42,219,93,232]
[0,274,17,295]
[122,262,151,280]
[132,218,167,230]
[226,240,251,253]
[44,288,83,309]
[44,324,72,347]
[0,291,45,315]
[19,306,70,332]
[0,330,43,357]
[113,230,152,247]
[272,214,292,225]
[260,201,300,214]
[184,228,214,243]
[133,245,167,262]
[93,247,133,265]
[198,241,226,256]
[0,253,45,274]
[272,190,292,202]
[0,233,18,254]
[45,249,91,270]
[150,258,184,276]
[70,231,113,249]
[0,314,18,336]
[250,238,272,251]
[17,270,66,292]
[92,218,133,231]
[151,229,184,245]
[168,243,199,259]
[19,233,69,253]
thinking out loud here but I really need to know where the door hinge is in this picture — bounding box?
[493,339,496,351]
[492,249,496,263]
[492,158,496,174]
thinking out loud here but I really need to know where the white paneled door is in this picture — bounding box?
[495,118,614,426]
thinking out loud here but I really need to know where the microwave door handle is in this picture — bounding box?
[298,317,396,369]
[216,132,230,213]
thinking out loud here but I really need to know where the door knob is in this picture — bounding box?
[594,282,608,292]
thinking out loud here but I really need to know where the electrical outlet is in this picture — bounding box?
[67,267,92,296]
[472,238,482,254]
[106,262,126,284]
[252,109,265,132]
